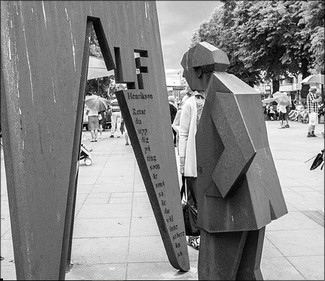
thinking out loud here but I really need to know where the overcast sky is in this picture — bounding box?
[156,1,222,86]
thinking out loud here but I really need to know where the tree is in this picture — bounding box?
[191,1,324,93]
[300,0,325,74]
[191,1,260,87]
[232,1,315,92]
[87,24,112,98]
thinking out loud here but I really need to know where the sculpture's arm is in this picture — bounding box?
[208,82,256,198]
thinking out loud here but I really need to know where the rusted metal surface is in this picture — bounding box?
[180,42,287,233]
[117,88,190,271]
[180,42,287,279]
[196,73,288,232]
[1,1,189,279]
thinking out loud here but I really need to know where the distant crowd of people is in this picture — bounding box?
[264,86,324,137]
[85,83,324,147]
[83,79,323,254]
[84,79,130,145]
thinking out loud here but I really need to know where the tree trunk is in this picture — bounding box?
[300,58,310,79]
[300,58,311,99]
[301,84,310,99]
[272,78,280,94]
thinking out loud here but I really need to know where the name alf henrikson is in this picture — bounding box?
[127,92,153,100]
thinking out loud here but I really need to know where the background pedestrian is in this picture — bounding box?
[85,92,100,142]
[110,94,122,138]
[306,86,322,137]
[179,90,206,250]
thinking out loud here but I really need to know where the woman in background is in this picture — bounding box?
[178,90,206,250]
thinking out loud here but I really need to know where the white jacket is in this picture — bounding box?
[179,96,198,177]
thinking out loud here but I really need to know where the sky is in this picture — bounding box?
[156,1,222,86]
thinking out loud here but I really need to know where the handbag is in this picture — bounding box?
[180,176,200,236]
[120,120,125,134]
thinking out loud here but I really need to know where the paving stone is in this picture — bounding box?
[261,238,283,258]
[302,210,324,227]
[92,183,134,193]
[1,239,15,267]
[76,184,93,194]
[66,263,127,280]
[71,237,129,264]
[261,257,305,280]
[77,203,132,219]
[73,217,130,238]
[266,229,324,256]
[131,201,154,218]
[0,264,16,280]
[84,197,110,205]
[109,196,133,204]
[266,211,323,231]
[128,236,169,263]
[130,217,159,236]
[287,255,324,280]
[127,262,198,280]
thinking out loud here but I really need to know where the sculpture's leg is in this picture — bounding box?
[236,227,265,280]
[198,229,247,280]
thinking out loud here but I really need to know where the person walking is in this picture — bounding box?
[278,103,288,128]
[85,92,100,142]
[109,95,122,138]
[86,106,99,142]
[284,92,292,128]
[120,116,130,145]
[179,90,206,250]
[306,86,322,137]
[266,104,276,120]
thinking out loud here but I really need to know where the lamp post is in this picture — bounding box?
[178,70,182,85]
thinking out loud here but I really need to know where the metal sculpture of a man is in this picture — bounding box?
[181,42,288,280]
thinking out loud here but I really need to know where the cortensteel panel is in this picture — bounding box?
[1,1,189,279]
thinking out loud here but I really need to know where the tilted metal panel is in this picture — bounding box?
[1,1,189,279]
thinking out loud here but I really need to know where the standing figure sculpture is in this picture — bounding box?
[180,42,288,280]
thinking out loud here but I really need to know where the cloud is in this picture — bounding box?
[164,69,183,86]
[157,1,222,84]
[165,68,182,75]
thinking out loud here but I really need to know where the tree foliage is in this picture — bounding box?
[191,0,324,92]
[87,25,112,98]
[300,0,325,71]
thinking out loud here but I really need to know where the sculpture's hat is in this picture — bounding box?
[181,42,230,73]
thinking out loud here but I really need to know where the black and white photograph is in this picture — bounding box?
[1,1,324,280]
